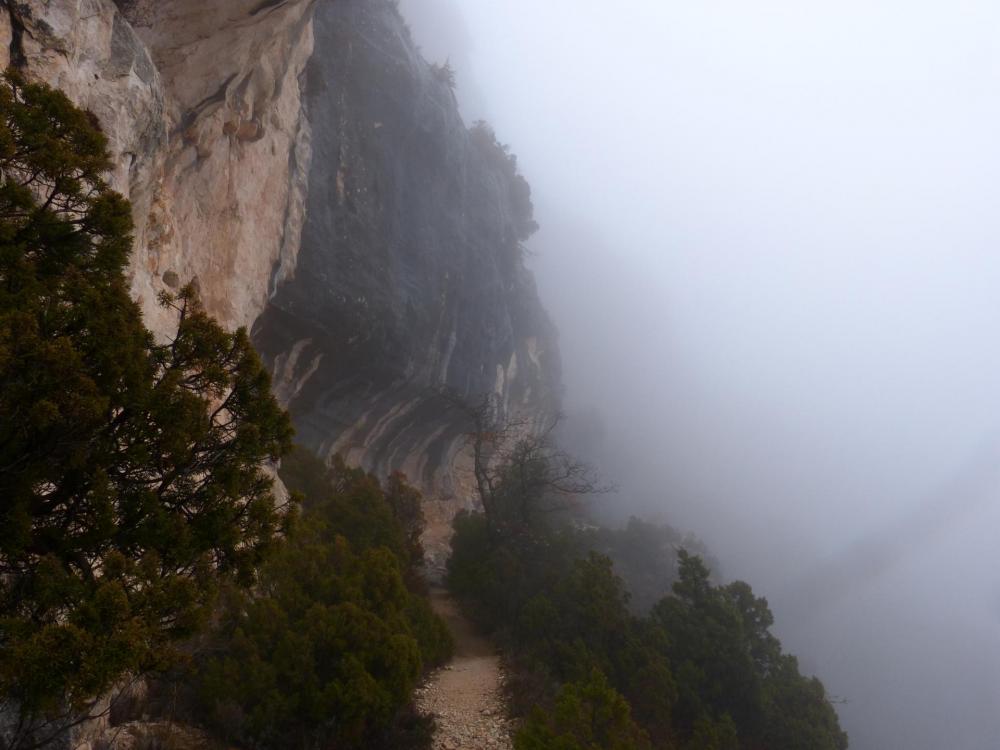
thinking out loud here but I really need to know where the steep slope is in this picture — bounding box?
[252,0,560,566]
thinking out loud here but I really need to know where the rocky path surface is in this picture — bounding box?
[415,588,513,750]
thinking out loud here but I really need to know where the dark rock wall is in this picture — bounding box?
[253,0,561,504]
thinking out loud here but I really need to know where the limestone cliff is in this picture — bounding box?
[251,0,560,565]
[1,0,561,570]
[1,0,314,335]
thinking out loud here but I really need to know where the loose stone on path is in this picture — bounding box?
[415,588,513,750]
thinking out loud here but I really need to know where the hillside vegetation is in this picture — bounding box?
[447,442,849,750]
[192,450,452,750]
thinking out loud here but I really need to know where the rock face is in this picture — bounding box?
[119,0,315,334]
[252,0,560,566]
[2,0,560,568]
[1,0,315,335]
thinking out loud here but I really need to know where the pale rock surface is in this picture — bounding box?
[3,0,166,295]
[2,0,315,336]
[120,0,315,334]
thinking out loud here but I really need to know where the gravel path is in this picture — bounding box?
[415,588,513,750]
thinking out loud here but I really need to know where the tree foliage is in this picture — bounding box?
[194,449,451,750]
[652,551,847,749]
[515,670,651,750]
[583,517,715,614]
[449,513,677,745]
[448,459,849,749]
[0,71,292,744]
[442,391,606,534]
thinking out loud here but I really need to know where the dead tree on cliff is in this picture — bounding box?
[440,390,611,532]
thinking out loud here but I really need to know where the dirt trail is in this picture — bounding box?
[414,588,513,750]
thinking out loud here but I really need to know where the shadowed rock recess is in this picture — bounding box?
[252,0,561,566]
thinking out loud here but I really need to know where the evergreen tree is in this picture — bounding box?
[449,506,850,749]
[196,450,451,750]
[0,71,293,745]
[515,670,652,750]
[653,551,848,750]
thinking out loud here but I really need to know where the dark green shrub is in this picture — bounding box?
[515,670,652,750]
[194,451,451,750]
[448,509,847,749]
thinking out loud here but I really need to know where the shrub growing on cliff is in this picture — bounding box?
[430,60,457,89]
[194,449,451,750]
[0,71,293,746]
[469,121,539,243]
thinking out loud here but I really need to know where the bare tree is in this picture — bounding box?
[440,390,612,531]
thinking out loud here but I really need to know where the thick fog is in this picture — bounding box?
[400,1,1000,748]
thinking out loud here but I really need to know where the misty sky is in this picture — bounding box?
[400,2,1000,748]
